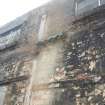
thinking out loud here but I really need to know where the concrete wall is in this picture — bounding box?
[0,0,74,105]
[0,0,105,105]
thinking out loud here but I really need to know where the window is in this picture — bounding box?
[100,0,105,5]
[0,87,7,105]
[38,14,47,41]
[75,0,99,15]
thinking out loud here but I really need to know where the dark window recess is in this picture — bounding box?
[100,0,105,5]
[76,0,99,15]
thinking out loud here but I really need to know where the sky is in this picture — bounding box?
[0,0,50,27]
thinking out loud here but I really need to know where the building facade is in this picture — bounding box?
[0,0,105,105]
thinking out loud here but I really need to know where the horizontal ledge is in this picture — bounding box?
[0,75,30,86]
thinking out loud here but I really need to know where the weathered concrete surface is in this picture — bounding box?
[0,0,105,105]
[60,4,105,105]
[0,0,72,104]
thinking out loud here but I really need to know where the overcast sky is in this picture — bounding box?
[0,0,50,27]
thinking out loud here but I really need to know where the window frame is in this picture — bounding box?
[75,0,102,16]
